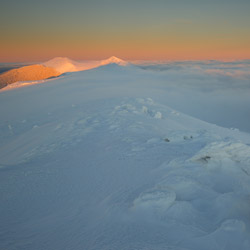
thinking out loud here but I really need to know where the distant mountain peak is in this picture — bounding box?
[44,57,76,66]
[42,56,128,74]
[43,57,77,73]
[108,56,123,62]
[47,57,72,61]
[101,56,128,66]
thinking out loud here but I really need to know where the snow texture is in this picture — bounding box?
[0,58,250,250]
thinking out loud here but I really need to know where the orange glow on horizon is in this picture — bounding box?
[1,1,250,63]
[1,27,250,62]
[1,48,249,63]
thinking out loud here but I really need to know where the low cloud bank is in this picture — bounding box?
[134,60,250,133]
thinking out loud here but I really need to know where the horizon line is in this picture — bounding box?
[1,56,250,64]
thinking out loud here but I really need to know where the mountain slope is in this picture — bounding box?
[100,56,128,66]
[0,56,129,89]
[43,57,79,73]
[0,63,250,250]
[0,64,60,88]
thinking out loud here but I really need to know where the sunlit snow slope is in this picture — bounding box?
[43,56,128,73]
[0,64,60,89]
[0,62,250,250]
[0,56,128,89]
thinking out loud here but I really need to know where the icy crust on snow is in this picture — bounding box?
[0,65,250,249]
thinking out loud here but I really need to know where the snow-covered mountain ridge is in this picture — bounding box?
[43,56,128,73]
[0,56,129,89]
[0,59,250,250]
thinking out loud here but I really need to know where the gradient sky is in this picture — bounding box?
[1,0,250,62]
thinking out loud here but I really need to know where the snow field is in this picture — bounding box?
[0,61,250,249]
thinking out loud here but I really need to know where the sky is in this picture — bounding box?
[1,0,250,62]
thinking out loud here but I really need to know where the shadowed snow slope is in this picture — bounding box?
[0,63,250,250]
[0,64,61,88]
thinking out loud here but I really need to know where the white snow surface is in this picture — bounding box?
[0,60,250,250]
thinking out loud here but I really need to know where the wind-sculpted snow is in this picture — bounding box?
[0,63,250,250]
